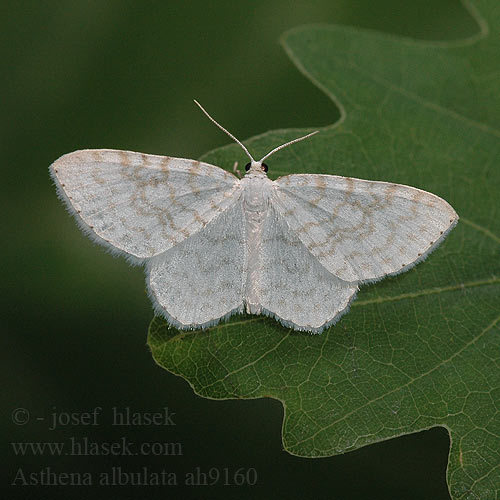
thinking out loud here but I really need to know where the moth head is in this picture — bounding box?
[194,100,318,178]
[245,161,269,175]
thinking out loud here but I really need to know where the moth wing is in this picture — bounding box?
[146,197,246,329]
[50,149,240,260]
[257,202,357,333]
[274,174,458,282]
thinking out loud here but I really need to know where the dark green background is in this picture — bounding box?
[2,1,478,498]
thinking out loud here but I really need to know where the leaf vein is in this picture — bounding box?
[292,313,500,447]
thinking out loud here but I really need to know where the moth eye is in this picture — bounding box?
[262,163,269,173]
[245,163,251,171]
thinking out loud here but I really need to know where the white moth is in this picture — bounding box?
[50,101,458,333]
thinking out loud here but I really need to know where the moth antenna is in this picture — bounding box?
[259,131,319,163]
[194,100,255,163]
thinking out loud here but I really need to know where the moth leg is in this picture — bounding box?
[232,161,242,178]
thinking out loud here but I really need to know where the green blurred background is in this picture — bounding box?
[2,1,478,498]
